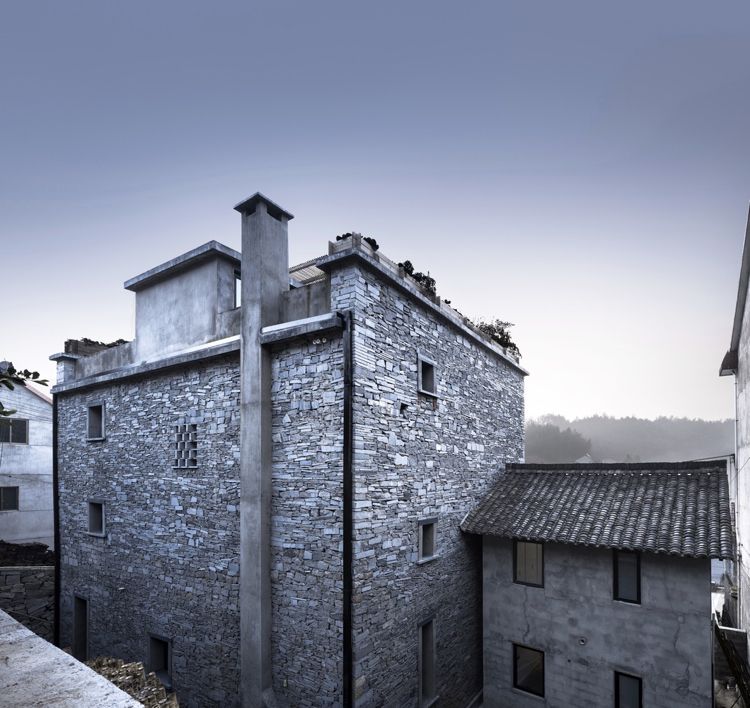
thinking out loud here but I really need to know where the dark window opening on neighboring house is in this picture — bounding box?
[419,619,437,706]
[418,518,438,563]
[73,596,88,660]
[514,540,544,587]
[88,501,105,535]
[0,486,19,511]
[614,550,641,604]
[149,636,172,690]
[87,404,105,440]
[615,671,642,708]
[513,644,544,697]
[0,418,29,444]
[418,355,437,396]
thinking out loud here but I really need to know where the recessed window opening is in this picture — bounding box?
[88,501,104,535]
[513,644,544,697]
[0,486,19,511]
[419,619,437,706]
[514,540,544,587]
[418,356,437,396]
[0,418,29,444]
[615,671,642,708]
[418,518,438,563]
[149,636,172,689]
[73,596,88,661]
[87,404,104,440]
[174,424,198,468]
[234,269,242,308]
[614,550,641,604]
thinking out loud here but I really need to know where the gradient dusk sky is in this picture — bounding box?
[2,1,749,420]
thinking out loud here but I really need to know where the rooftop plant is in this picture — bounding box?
[473,319,520,357]
[397,260,436,296]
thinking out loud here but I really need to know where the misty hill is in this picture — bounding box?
[526,414,733,464]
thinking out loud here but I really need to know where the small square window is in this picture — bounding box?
[418,518,438,563]
[615,671,642,708]
[87,404,105,440]
[419,619,437,706]
[418,355,437,396]
[513,644,544,697]
[88,501,105,535]
[613,550,640,604]
[0,418,29,444]
[514,540,544,587]
[174,424,198,468]
[0,486,19,511]
[149,635,172,690]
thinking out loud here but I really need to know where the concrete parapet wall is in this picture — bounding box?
[0,565,54,641]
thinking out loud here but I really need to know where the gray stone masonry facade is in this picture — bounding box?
[58,355,241,707]
[0,565,54,641]
[329,263,525,706]
[483,538,712,707]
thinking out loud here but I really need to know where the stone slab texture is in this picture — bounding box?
[0,564,54,641]
[483,538,712,707]
[330,263,525,707]
[58,355,242,707]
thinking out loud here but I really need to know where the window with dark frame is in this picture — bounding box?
[418,355,437,396]
[613,550,641,604]
[0,418,29,444]
[513,540,544,587]
[0,486,19,511]
[149,635,172,690]
[419,619,437,706]
[513,644,544,697]
[418,518,437,563]
[88,501,105,535]
[87,404,105,440]
[615,671,642,708]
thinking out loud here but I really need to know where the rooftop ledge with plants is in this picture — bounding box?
[330,233,521,363]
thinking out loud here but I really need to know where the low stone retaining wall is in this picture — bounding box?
[0,565,54,641]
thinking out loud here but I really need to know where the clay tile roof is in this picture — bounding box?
[461,462,734,559]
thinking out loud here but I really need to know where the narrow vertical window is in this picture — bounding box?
[513,644,544,697]
[614,550,641,604]
[88,501,105,535]
[418,355,437,396]
[174,424,198,468]
[419,619,437,706]
[149,635,172,689]
[73,596,88,661]
[87,404,105,440]
[513,540,544,587]
[418,518,438,563]
[234,269,242,308]
[0,486,19,511]
[615,671,642,708]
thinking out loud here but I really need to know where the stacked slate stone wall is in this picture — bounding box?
[270,335,345,705]
[57,354,241,708]
[330,263,525,707]
[0,565,54,640]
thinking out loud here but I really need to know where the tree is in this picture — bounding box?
[525,422,591,463]
[0,361,49,416]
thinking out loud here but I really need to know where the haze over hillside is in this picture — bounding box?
[526,414,734,463]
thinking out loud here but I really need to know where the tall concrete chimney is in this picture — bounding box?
[234,193,293,707]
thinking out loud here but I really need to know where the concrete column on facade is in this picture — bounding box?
[234,193,293,707]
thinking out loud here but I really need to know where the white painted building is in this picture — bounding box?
[0,383,53,547]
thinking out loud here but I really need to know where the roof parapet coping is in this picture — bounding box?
[507,461,728,473]
[124,240,241,292]
[233,192,294,221]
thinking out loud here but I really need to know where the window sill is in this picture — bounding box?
[513,580,544,588]
[0,509,19,513]
[417,554,440,565]
[421,695,440,708]
[0,442,29,446]
[85,531,106,538]
[417,389,439,399]
[86,437,106,442]
[511,687,545,702]
[614,598,641,606]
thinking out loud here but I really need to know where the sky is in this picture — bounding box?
[1,1,748,421]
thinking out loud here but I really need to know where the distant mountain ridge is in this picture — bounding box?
[526,414,734,464]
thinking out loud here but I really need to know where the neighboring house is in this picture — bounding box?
[0,382,53,548]
[50,193,526,707]
[461,462,733,708]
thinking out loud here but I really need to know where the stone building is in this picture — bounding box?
[50,193,526,707]
[461,462,733,708]
[0,381,53,547]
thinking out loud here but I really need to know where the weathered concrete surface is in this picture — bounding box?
[0,565,54,641]
[0,608,142,707]
[483,538,712,707]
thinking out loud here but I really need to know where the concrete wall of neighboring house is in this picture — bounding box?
[57,355,242,708]
[483,538,712,708]
[0,385,53,547]
[329,262,525,707]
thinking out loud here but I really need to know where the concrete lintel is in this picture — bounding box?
[124,241,241,292]
[316,248,529,376]
[49,352,81,362]
[51,338,240,395]
[259,313,342,345]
